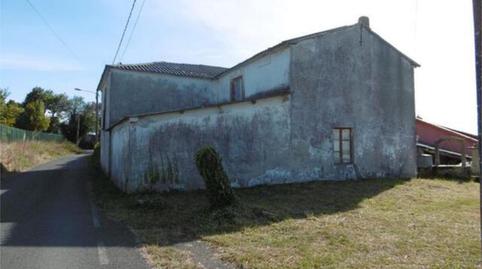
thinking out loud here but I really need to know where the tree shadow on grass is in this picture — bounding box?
[90,162,409,247]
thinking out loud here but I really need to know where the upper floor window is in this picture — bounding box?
[333,128,353,164]
[230,76,245,101]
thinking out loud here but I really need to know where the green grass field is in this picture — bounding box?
[91,171,480,269]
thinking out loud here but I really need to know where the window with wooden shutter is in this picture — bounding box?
[333,128,353,164]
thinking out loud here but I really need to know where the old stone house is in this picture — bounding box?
[98,17,419,192]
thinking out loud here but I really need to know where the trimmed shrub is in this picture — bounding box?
[195,146,236,208]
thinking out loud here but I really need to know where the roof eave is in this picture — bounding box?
[96,65,113,92]
[416,118,478,142]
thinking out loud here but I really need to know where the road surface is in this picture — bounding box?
[0,154,149,269]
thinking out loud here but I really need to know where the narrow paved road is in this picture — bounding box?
[0,154,149,269]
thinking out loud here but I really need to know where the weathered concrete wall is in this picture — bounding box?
[109,95,292,192]
[100,73,111,174]
[104,48,290,130]
[110,122,130,188]
[215,48,290,101]
[289,25,417,180]
[107,70,215,128]
[100,130,110,174]
[102,23,417,191]
[101,48,290,176]
[360,26,417,177]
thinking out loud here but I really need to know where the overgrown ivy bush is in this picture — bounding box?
[195,146,236,208]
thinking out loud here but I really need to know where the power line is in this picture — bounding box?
[112,0,137,64]
[24,0,81,63]
[119,0,147,62]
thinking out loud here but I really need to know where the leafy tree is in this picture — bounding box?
[0,88,10,124]
[3,100,24,126]
[47,93,70,117]
[21,87,76,132]
[60,96,85,143]
[23,87,60,114]
[46,93,71,133]
[82,102,97,131]
[68,96,85,116]
[17,100,50,131]
[47,116,61,133]
[0,89,23,127]
[0,88,9,103]
[60,97,96,145]
[61,113,93,144]
[23,87,49,107]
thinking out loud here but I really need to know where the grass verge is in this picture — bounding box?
[90,162,480,268]
[0,140,81,176]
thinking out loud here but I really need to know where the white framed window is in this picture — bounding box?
[333,128,353,164]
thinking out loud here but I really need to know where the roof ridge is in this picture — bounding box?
[105,21,419,81]
[113,61,228,69]
[111,24,357,77]
[109,61,228,79]
[416,118,478,142]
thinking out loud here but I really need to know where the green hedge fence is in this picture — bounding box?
[0,124,64,143]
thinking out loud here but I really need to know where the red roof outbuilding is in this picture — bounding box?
[416,118,478,157]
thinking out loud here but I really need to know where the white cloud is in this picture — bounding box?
[0,54,83,71]
[161,0,419,61]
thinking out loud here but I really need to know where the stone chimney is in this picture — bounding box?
[358,16,370,28]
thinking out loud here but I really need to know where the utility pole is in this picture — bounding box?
[472,0,482,251]
[74,88,100,144]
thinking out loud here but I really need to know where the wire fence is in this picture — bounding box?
[0,124,64,143]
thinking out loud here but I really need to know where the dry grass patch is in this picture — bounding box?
[144,245,201,269]
[91,169,480,269]
[207,179,479,268]
[0,141,81,174]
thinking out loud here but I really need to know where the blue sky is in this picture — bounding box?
[0,0,228,101]
[0,0,478,134]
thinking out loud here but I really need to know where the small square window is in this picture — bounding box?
[230,76,244,101]
[333,128,353,164]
